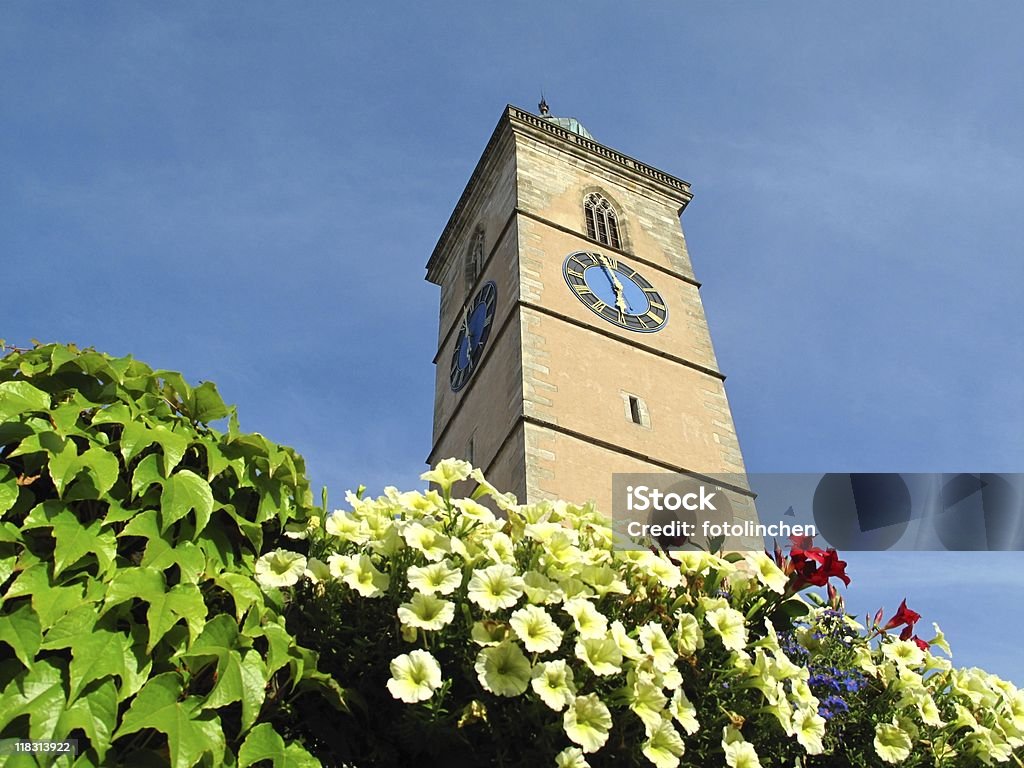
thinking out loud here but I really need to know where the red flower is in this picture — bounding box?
[807,548,851,587]
[788,534,824,558]
[911,635,930,652]
[883,599,921,632]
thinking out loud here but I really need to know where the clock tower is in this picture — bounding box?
[426,104,756,541]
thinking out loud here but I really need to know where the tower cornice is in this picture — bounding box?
[425,105,694,284]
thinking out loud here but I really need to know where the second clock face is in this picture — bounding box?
[450,280,497,392]
[562,251,668,333]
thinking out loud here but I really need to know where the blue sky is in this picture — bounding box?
[3,4,1022,681]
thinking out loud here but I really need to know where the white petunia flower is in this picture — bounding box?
[575,636,623,676]
[255,549,306,588]
[563,694,613,753]
[407,559,463,596]
[467,564,525,612]
[386,650,442,703]
[531,659,575,711]
[642,718,685,768]
[510,605,564,653]
[397,592,455,631]
[563,597,608,639]
[475,641,532,697]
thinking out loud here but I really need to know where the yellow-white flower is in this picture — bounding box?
[874,721,913,763]
[575,636,623,676]
[485,532,517,565]
[554,746,590,768]
[706,607,748,652]
[325,510,369,544]
[467,564,525,612]
[674,612,704,656]
[564,597,608,639]
[303,557,331,584]
[927,622,952,657]
[407,559,463,596]
[627,678,668,731]
[386,649,442,704]
[564,694,613,753]
[420,457,473,493]
[611,620,644,660]
[453,497,497,525]
[475,641,532,697]
[510,605,564,653]
[882,639,926,668]
[523,570,563,605]
[724,739,762,768]
[343,554,390,598]
[255,549,306,588]
[793,707,826,754]
[531,659,575,711]
[327,552,355,580]
[471,620,510,646]
[579,565,630,597]
[669,687,700,735]
[643,554,683,590]
[642,718,685,768]
[397,592,455,631]
[742,552,788,594]
[402,522,451,562]
[639,623,678,673]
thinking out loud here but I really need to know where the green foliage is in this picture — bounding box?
[0,343,340,767]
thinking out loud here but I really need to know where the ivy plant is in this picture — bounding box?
[0,343,341,767]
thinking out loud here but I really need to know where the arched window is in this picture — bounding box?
[465,227,484,289]
[584,193,621,249]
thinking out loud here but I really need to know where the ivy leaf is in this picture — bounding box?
[256,620,293,677]
[57,677,118,763]
[120,421,158,463]
[0,601,42,668]
[40,604,97,651]
[0,466,19,517]
[160,470,214,534]
[114,673,214,768]
[80,446,120,497]
[146,583,206,652]
[143,537,206,583]
[238,724,319,768]
[239,650,267,731]
[204,649,244,710]
[153,426,189,475]
[69,629,128,702]
[0,658,66,739]
[46,436,80,496]
[238,723,286,768]
[103,566,166,613]
[90,402,132,425]
[51,508,117,578]
[0,380,51,419]
[131,454,164,499]
[188,381,229,423]
[214,572,264,622]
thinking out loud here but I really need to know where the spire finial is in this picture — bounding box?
[539,95,550,116]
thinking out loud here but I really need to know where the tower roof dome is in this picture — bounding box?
[537,98,594,140]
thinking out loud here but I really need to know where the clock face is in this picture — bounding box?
[450,280,497,392]
[562,251,668,333]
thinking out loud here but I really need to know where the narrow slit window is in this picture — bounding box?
[584,193,621,248]
[629,396,642,425]
[467,435,475,465]
[465,228,485,292]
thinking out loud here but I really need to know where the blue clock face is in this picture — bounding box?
[562,252,668,332]
[450,281,497,392]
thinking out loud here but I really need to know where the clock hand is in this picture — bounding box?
[598,255,631,313]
